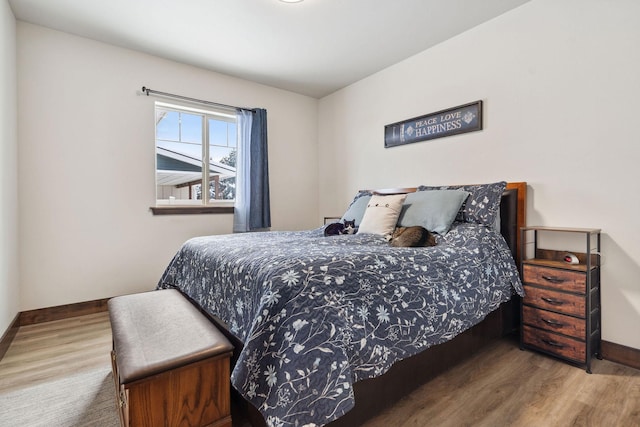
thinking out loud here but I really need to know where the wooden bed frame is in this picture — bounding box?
[213,182,527,427]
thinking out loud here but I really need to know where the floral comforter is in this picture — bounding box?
[157,223,524,427]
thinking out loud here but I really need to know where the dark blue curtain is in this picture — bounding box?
[248,108,271,230]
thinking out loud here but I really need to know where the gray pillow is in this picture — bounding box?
[397,189,470,234]
[340,193,372,226]
[417,181,506,227]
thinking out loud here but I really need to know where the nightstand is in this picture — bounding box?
[520,226,601,373]
[324,216,341,225]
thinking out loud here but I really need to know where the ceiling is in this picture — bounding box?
[9,0,530,98]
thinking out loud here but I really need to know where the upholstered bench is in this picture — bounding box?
[108,289,233,427]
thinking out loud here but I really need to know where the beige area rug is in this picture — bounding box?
[0,367,119,427]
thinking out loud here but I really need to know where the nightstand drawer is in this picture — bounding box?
[523,264,585,294]
[522,305,585,339]
[523,325,585,362]
[523,285,585,317]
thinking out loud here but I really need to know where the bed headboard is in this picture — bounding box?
[504,182,527,264]
[370,181,527,263]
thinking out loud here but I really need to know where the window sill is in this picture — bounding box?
[150,206,234,215]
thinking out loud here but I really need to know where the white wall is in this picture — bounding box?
[17,23,318,310]
[0,0,18,335]
[318,0,640,349]
[10,0,640,352]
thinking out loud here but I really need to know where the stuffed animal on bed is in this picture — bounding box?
[324,219,358,236]
[388,226,436,247]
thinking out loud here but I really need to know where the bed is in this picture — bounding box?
[157,181,527,427]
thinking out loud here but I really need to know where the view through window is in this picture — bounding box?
[155,102,237,204]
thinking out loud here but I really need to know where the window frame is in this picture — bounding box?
[152,101,237,215]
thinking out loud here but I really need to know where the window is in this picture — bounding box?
[155,102,237,206]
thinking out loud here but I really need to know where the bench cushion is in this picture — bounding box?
[108,289,233,384]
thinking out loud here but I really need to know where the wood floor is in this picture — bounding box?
[0,312,112,394]
[1,312,639,426]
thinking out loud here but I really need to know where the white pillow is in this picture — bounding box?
[358,194,407,236]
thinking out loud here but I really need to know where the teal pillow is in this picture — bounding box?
[418,181,506,227]
[397,189,470,234]
[340,193,372,226]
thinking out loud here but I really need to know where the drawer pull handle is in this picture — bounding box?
[541,297,565,306]
[541,318,566,328]
[542,275,565,284]
[542,339,566,348]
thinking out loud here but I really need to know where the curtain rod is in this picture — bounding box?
[141,86,254,112]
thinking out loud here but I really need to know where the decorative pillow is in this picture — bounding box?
[417,181,506,227]
[340,192,372,226]
[397,189,470,234]
[358,194,407,236]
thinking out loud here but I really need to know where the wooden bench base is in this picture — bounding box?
[108,290,233,427]
[111,351,232,427]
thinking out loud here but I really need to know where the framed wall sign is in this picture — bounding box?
[384,100,482,148]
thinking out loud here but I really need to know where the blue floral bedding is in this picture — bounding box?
[157,223,524,427]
